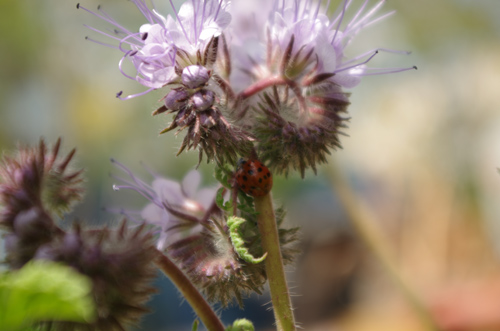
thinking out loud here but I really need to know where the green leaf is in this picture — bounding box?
[228,216,267,264]
[214,164,233,189]
[215,187,230,212]
[0,260,95,330]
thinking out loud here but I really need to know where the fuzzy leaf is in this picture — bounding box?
[216,187,232,212]
[214,164,233,188]
[0,260,95,330]
[228,216,267,264]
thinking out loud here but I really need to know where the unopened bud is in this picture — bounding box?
[192,90,215,111]
[165,89,189,111]
[4,233,19,254]
[34,244,57,261]
[182,65,210,89]
[199,113,217,128]
[62,232,82,259]
[13,208,51,239]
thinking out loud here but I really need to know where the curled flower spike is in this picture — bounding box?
[156,64,254,165]
[78,0,231,99]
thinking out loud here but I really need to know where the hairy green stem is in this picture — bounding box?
[254,193,296,331]
[325,163,441,331]
[154,250,225,331]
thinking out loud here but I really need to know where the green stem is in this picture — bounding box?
[254,193,296,331]
[154,250,225,331]
[325,163,441,331]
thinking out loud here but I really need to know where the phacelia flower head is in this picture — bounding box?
[230,0,416,177]
[111,161,299,306]
[154,64,254,165]
[81,0,415,177]
[78,0,231,98]
[0,139,84,267]
[0,141,158,329]
[36,221,158,331]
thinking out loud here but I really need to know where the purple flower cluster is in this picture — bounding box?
[0,140,157,330]
[80,0,414,174]
[79,0,230,98]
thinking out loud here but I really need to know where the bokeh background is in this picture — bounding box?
[1,0,500,330]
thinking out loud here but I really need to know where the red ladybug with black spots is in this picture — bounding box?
[235,159,273,197]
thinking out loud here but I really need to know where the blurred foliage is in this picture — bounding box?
[0,260,95,330]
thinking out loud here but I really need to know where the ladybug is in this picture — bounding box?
[235,159,273,197]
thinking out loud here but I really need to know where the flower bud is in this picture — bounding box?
[61,232,82,259]
[13,207,51,239]
[192,90,215,111]
[34,244,57,261]
[165,89,189,111]
[182,65,210,89]
[199,113,217,128]
[4,233,19,254]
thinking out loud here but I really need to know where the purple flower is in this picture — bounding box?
[111,160,218,250]
[268,0,414,87]
[80,0,415,177]
[229,0,414,90]
[79,0,231,99]
[224,0,417,177]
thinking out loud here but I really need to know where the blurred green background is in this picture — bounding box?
[1,0,500,330]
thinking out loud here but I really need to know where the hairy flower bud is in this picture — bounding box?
[0,139,84,227]
[4,233,19,253]
[36,222,158,331]
[192,90,215,111]
[182,65,211,89]
[13,207,52,239]
[165,89,189,111]
[0,139,84,268]
[159,87,253,164]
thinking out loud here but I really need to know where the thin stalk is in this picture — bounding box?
[254,193,296,331]
[239,76,287,99]
[325,163,441,331]
[154,250,225,331]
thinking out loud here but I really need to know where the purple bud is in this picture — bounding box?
[62,232,82,259]
[181,65,210,89]
[192,90,215,111]
[199,113,217,128]
[165,89,189,111]
[13,208,50,238]
[34,244,57,261]
[80,246,102,271]
[4,233,19,253]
